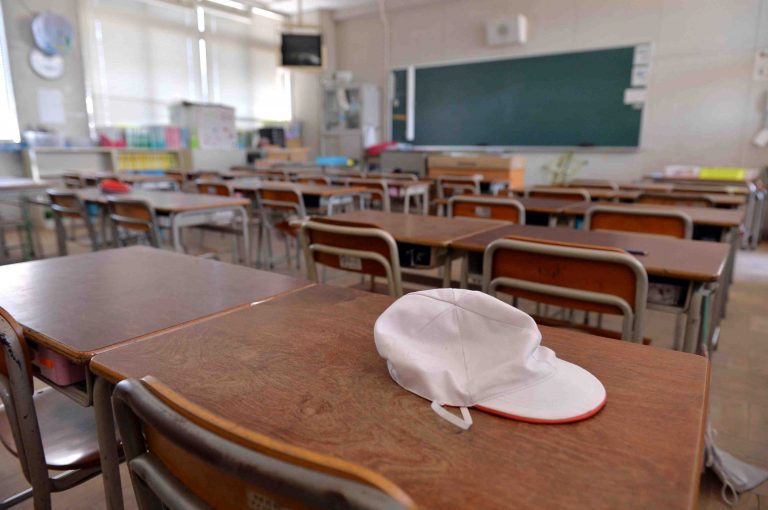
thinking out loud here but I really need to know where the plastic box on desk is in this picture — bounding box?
[32,345,86,386]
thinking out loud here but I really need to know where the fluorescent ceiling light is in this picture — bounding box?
[206,0,248,10]
[252,5,285,20]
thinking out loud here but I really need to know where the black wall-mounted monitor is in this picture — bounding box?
[281,33,322,67]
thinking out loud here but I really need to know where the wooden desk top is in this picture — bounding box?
[562,201,745,228]
[382,179,432,188]
[0,246,311,362]
[329,210,506,247]
[91,284,709,510]
[232,180,368,197]
[451,224,728,282]
[619,182,674,192]
[119,174,178,184]
[516,197,589,214]
[585,188,641,201]
[0,178,49,191]
[77,188,249,212]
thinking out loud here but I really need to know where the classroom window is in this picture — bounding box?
[80,0,291,127]
[0,2,20,143]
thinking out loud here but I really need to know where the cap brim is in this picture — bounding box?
[474,358,606,424]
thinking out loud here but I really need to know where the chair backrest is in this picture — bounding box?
[436,175,482,199]
[62,173,84,189]
[256,186,307,218]
[344,179,390,212]
[165,171,185,188]
[585,206,693,239]
[375,172,417,181]
[195,171,222,181]
[107,197,160,247]
[482,236,647,342]
[0,308,46,487]
[300,218,403,297]
[47,189,85,219]
[528,187,591,201]
[196,181,231,197]
[448,196,525,224]
[296,174,331,185]
[638,192,715,208]
[112,377,414,510]
[567,179,618,190]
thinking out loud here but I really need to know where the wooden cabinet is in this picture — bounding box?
[428,154,525,187]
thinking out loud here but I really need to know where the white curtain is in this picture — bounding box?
[81,0,291,127]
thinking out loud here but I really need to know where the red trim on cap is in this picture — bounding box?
[475,396,607,424]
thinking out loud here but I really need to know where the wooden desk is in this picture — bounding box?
[76,189,251,259]
[452,224,727,283]
[452,224,729,355]
[232,180,368,215]
[619,182,674,192]
[90,284,709,510]
[0,246,311,367]
[330,210,505,286]
[331,210,504,247]
[562,201,744,229]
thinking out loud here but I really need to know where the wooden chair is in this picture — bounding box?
[373,172,417,181]
[164,171,186,190]
[61,173,84,189]
[300,218,403,297]
[196,181,231,197]
[436,175,482,199]
[344,178,391,212]
[46,189,100,256]
[448,195,525,223]
[482,236,648,342]
[107,196,161,248]
[638,192,715,208]
[566,179,618,190]
[256,185,307,268]
[585,205,693,239]
[0,308,107,508]
[528,187,591,202]
[112,376,414,510]
[295,174,331,185]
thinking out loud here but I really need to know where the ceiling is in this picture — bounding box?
[255,0,377,14]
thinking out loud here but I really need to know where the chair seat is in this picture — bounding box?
[0,387,102,470]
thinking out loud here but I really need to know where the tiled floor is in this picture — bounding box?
[0,225,765,508]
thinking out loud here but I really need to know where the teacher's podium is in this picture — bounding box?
[428,154,525,189]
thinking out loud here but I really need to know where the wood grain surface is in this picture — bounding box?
[451,224,728,282]
[515,197,589,214]
[562,201,745,227]
[0,246,312,361]
[329,210,506,246]
[91,284,709,510]
[232,180,368,197]
[76,188,249,212]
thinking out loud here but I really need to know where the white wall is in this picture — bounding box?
[0,0,88,176]
[335,0,768,183]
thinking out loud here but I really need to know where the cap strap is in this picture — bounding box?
[430,401,473,430]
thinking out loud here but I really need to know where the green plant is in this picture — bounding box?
[541,152,588,185]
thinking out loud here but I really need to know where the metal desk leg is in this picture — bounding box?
[443,255,453,288]
[171,212,185,253]
[422,189,429,216]
[682,284,705,354]
[236,206,251,266]
[460,252,469,289]
[94,377,124,510]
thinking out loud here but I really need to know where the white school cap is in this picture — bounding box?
[374,289,606,429]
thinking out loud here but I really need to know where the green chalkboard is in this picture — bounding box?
[392,47,642,147]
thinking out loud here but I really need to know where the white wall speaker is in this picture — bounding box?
[486,15,528,47]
